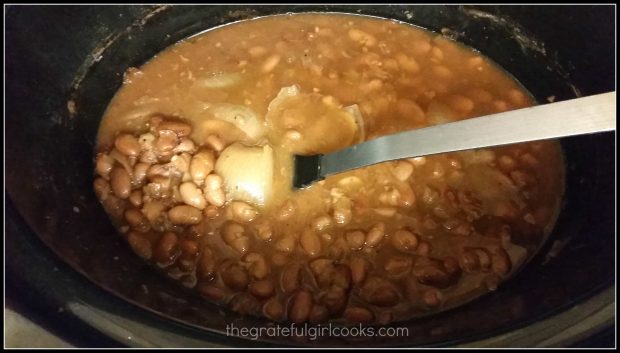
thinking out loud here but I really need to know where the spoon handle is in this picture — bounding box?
[294,92,615,188]
[320,91,616,177]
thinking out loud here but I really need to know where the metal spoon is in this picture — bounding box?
[293,92,616,188]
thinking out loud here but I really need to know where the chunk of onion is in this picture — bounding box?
[344,104,366,143]
[198,72,242,88]
[268,85,301,112]
[210,103,265,143]
[215,143,274,206]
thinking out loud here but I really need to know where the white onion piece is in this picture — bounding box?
[210,103,265,143]
[215,143,274,206]
[198,72,242,88]
[344,104,366,143]
[267,84,300,112]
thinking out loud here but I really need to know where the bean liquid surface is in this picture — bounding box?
[94,14,564,325]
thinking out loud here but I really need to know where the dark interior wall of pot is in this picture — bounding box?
[6,5,615,347]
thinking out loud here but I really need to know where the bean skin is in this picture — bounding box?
[392,229,419,252]
[288,290,314,324]
[157,120,192,137]
[345,230,365,250]
[249,280,275,299]
[229,293,260,315]
[204,174,226,207]
[94,177,111,201]
[205,134,225,152]
[243,252,270,279]
[154,232,180,266]
[127,231,152,260]
[197,284,226,303]
[362,282,400,307]
[179,182,207,210]
[423,289,443,307]
[190,150,215,184]
[230,201,258,223]
[309,305,329,324]
[384,256,413,278]
[114,134,141,157]
[263,299,284,321]
[110,167,131,199]
[412,257,460,288]
[344,307,374,323]
[197,248,216,281]
[222,222,250,254]
[95,153,115,179]
[168,205,203,225]
[350,256,371,285]
[491,246,512,276]
[156,130,179,153]
[300,228,322,256]
[365,222,386,248]
[221,263,249,291]
[124,208,149,232]
[281,263,301,294]
[322,286,348,316]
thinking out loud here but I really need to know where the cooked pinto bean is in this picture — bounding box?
[350,256,371,285]
[110,167,131,199]
[288,290,314,324]
[154,232,180,265]
[204,174,226,207]
[168,205,203,225]
[384,256,413,278]
[491,246,512,276]
[156,119,192,137]
[361,277,400,307]
[412,257,460,288]
[243,252,270,279]
[345,230,366,250]
[230,201,258,223]
[263,299,285,321]
[124,208,149,232]
[156,130,179,153]
[275,234,296,253]
[197,248,216,281]
[222,222,250,254]
[300,228,322,256]
[392,229,419,252]
[190,150,215,185]
[95,153,115,179]
[179,182,207,210]
[229,293,260,315]
[344,307,374,323]
[114,134,141,157]
[127,231,152,259]
[94,177,111,201]
[281,263,302,294]
[197,283,226,302]
[423,289,443,307]
[365,222,385,248]
[322,286,348,315]
[221,263,250,291]
[309,305,329,324]
[249,279,275,299]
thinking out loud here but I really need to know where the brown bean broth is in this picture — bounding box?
[95,14,564,323]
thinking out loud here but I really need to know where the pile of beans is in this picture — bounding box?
[93,115,523,325]
[94,116,226,272]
